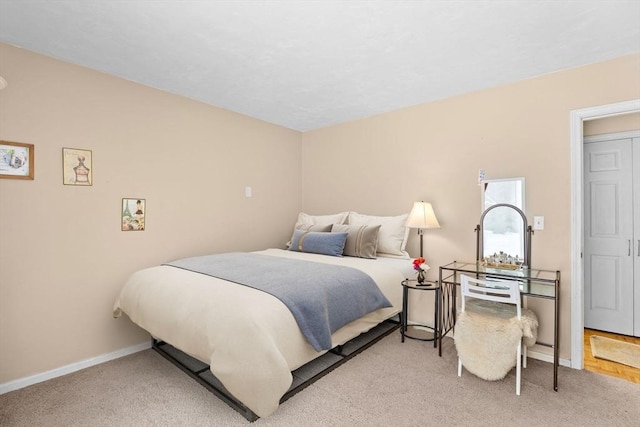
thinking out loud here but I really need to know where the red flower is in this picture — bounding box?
[413,257,426,270]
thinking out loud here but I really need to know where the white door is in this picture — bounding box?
[634,136,640,336]
[584,136,635,335]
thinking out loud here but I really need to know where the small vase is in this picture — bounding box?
[417,270,425,284]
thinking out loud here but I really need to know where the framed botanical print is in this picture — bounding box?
[0,141,34,180]
[62,147,92,185]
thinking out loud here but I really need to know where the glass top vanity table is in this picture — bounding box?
[439,203,561,392]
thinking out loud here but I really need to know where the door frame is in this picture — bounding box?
[570,99,640,369]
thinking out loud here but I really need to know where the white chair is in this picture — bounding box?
[455,274,537,395]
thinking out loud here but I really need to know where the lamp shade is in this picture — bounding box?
[406,202,440,229]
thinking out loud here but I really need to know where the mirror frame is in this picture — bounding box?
[475,203,533,268]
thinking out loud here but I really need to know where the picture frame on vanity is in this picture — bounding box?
[0,140,34,180]
[62,147,92,186]
[122,198,145,231]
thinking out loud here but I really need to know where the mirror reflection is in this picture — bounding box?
[482,177,525,212]
[481,205,525,264]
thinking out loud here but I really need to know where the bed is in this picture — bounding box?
[113,212,413,420]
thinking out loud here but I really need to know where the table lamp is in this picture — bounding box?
[405,201,440,258]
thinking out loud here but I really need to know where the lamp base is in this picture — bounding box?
[415,282,433,287]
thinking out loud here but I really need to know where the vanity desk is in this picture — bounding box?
[438,261,561,391]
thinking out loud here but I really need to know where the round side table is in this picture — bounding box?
[400,278,440,348]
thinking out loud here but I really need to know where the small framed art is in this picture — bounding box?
[122,198,145,231]
[63,147,92,186]
[0,140,34,180]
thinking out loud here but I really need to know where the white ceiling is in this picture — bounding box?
[1,1,639,131]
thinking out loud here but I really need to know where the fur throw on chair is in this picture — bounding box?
[454,299,538,381]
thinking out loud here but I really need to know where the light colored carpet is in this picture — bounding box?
[590,335,640,369]
[2,335,640,426]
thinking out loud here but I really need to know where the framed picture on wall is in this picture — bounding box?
[122,198,145,231]
[0,140,34,180]
[62,147,93,185]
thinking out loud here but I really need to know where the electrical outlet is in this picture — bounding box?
[245,186,252,198]
[533,216,544,230]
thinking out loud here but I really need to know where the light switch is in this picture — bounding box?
[245,186,252,198]
[533,216,544,230]
[478,169,485,185]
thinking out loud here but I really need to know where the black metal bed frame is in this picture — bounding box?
[152,316,400,422]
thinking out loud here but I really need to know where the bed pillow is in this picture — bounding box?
[287,223,332,246]
[289,230,348,257]
[294,211,349,229]
[287,211,349,247]
[347,212,410,258]
[331,224,381,259]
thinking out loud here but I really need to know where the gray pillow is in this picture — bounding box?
[287,223,332,248]
[295,223,332,233]
[331,224,381,259]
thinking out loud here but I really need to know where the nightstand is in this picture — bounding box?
[400,278,440,348]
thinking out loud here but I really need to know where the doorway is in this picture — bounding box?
[583,131,640,336]
[583,328,640,383]
[570,99,640,370]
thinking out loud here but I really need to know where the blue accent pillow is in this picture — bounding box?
[289,230,348,257]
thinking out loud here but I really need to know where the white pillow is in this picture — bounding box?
[347,212,410,258]
[294,211,349,229]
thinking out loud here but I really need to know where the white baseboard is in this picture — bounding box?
[421,328,574,369]
[527,349,572,368]
[0,341,151,395]
[0,340,574,395]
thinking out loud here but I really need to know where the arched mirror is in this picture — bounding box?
[476,203,532,268]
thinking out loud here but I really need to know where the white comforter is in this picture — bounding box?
[113,249,406,418]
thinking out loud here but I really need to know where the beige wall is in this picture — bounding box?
[302,54,640,361]
[0,43,302,383]
[584,112,640,136]
[1,42,639,385]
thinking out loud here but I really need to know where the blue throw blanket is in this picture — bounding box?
[163,253,391,351]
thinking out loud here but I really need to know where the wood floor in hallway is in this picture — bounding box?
[583,328,640,384]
